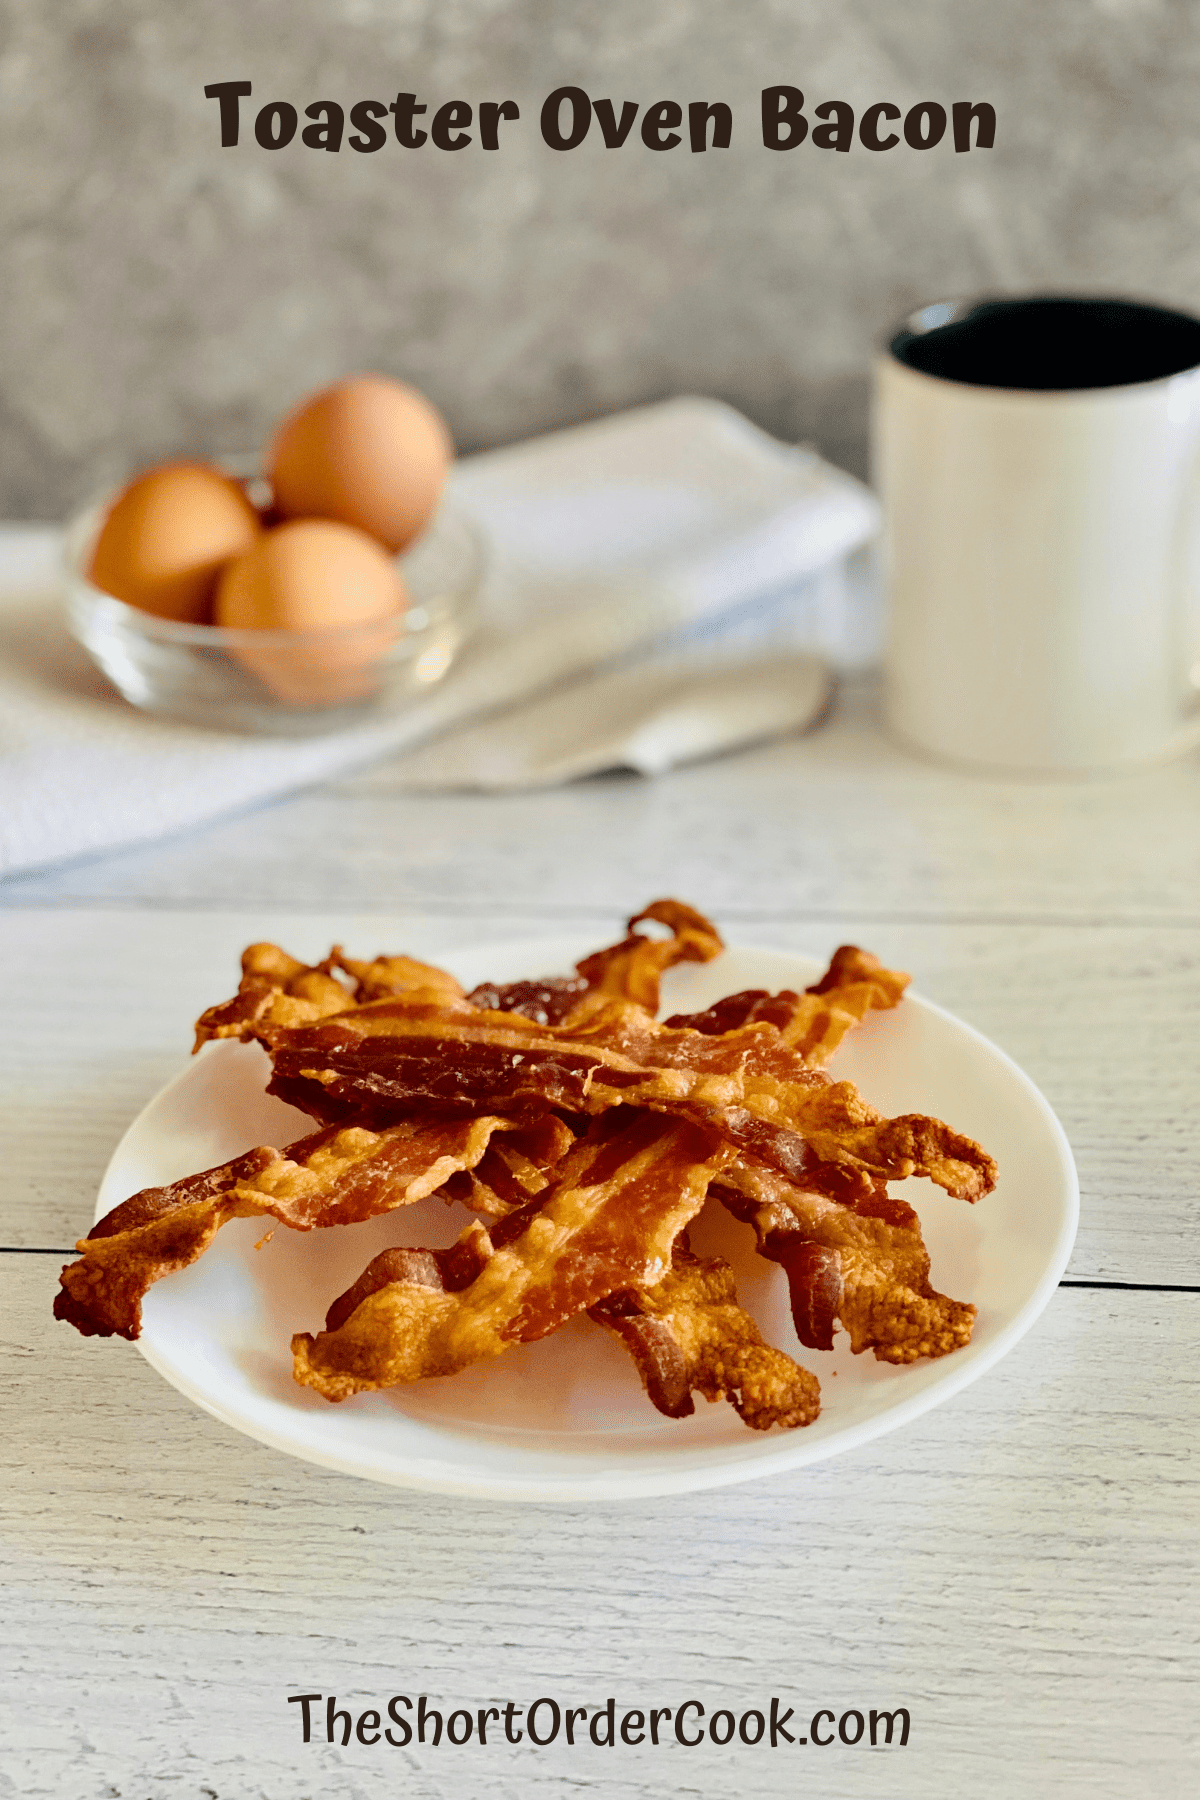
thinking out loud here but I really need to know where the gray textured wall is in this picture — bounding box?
[1,0,1197,516]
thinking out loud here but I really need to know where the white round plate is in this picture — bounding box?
[97,936,1078,1502]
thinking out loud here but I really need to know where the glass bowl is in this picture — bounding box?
[63,467,483,735]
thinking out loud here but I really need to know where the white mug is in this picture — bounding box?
[874,295,1200,772]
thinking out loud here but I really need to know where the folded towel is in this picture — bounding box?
[0,396,879,880]
[385,648,834,790]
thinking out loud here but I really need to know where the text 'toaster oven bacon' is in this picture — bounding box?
[665,944,910,1068]
[713,1155,977,1364]
[588,1241,821,1429]
[265,992,996,1203]
[291,1108,733,1402]
[54,1113,526,1342]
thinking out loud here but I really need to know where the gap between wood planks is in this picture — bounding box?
[3,1246,1198,1294]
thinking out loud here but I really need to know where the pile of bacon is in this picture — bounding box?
[54,901,996,1433]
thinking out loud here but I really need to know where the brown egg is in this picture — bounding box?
[214,518,408,705]
[89,462,262,621]
[267,375,453,553]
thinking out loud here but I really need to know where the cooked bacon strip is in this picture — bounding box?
[193,943,354,1048]
[334,949,467,1005]
[665,944,909,1067]
[265,993,995,1202]
[713,1155,977,1364]
[54,1114,516,1342]
[588,1241,821,1429]
[194,942,464,1049]
[436,1115,577,1214]
[195,899,717,1051]
[798,944,911,1061]
[464,974,591,1027]
[569,899,723,1016]
[466,898,724,1026]
[291,1109,732,1401]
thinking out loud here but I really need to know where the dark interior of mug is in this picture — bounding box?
[891,296,1200,391]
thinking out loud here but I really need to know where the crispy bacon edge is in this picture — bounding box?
[193,943,466,1050]
[665,943,910,1067]
[713,1156,977,1364]
[589,1240,821,1429]
[467,898,722,1026]
[194,898,724,1048]
[53,1114,562,1342]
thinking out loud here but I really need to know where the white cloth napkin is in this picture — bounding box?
[387,648,834,790]
[0,397,879,879]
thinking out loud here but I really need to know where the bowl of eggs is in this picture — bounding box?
[64,377,482,734]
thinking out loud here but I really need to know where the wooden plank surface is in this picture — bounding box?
[4,681,1199,1800]
[6,1259,1196,1800]
[5,687,1200,924]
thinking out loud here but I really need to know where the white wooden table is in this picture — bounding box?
[4,681,1198,1800]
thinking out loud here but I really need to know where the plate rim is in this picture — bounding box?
[94,934,1080,1502]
